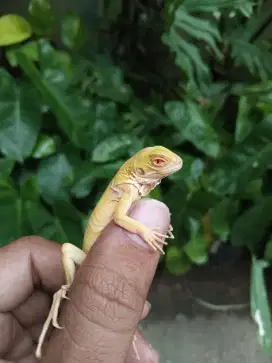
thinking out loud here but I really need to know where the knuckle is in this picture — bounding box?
[75,264,143,332]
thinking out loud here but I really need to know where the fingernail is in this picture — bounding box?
[126,199,170,248]
[141,300,152,319]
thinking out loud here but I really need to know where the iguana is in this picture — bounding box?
[36,145,183,358]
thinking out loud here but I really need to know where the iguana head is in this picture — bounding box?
[130,145,183,183]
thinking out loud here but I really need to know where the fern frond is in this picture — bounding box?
[162,6,222,89]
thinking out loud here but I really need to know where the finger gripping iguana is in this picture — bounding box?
[35,145,183,358]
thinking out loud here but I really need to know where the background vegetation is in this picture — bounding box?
[0,0,271,354]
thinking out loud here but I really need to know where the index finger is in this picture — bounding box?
[42,198,171,363]
[0,236,65,312]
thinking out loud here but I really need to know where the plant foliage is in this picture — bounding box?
[0,0,271,354]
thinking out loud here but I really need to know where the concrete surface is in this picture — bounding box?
[140,260,272,363]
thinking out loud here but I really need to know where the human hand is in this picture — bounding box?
[0,198,170,363]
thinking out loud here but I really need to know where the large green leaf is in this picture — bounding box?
[0,181,23,246]
[231,197,272,248]
[0,70,41,162]
[92,135,134,163]
[0,14,32,46]
[38,40,73,87]
[165,100,221,158]
[24,201,56,240]
[24,199,84,245]
[28,0,55,36]
[7,41,39,67]
[37,154,73,204]
[71,160,123,198]
[16,43,96,149]
[250,256,272,354]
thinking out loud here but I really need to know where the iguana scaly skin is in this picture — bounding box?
[36,146,183,358]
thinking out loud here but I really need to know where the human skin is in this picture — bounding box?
[0,198,170,363]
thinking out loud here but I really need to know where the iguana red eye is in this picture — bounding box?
[153,158,167,166]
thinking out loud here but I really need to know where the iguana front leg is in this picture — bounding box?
[113,188,169,254]
[36,243,86,358]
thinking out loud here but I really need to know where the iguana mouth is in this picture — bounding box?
[165,159,183,174]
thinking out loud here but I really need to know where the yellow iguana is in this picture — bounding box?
[36,145,183,358]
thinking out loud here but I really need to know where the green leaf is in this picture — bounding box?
[239,2,254,17]
[0,180,22,246]
[92,135,133,163]
[0,70,41,162]
[0,159,15,179]
[38,40,73,86]
[170,153,205,192]
[0,14,32,46]
[37,154,73,204]
[250,256,272,354]
[16,45,96,149]
[20,176,40,202]
[164,101,186,123]
[71,160,123,198]
[166,246,191,275]
[28,0,55,36]
[24,201,55,240]
[61,12,85,50]
[208,144,272,195]
[183,0,253,12]
[184,100,221,157]
[32,134,57,159]
[235,96,254,144]
[242,179,263,199]
[147,185,162,201]
[6,41,39,67]
[231,197,272,248]
[92,101,118,146]
[210,198,238,241]
[162,6,222,87]
[207,118,272,195]
[163,183,189,244]
[92,65,132,104]
[165,100,220,158]
[52,201,83,246]
[184,235,209,264]
[230,37,272,81]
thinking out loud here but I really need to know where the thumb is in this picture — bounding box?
[42,198,170,363]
